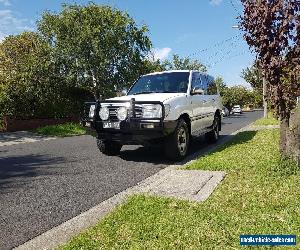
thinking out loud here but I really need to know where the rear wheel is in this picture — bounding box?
[97,139,122,155]
[205,116,220,143]
[164,119,190,161]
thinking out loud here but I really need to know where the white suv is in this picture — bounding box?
[85,70,222,161]
[232,105,242,114]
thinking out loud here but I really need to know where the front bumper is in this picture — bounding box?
[81,99,177,144]
[94,119,177,144]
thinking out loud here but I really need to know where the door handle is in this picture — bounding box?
[212,98,215,102]
[202,100,207,103]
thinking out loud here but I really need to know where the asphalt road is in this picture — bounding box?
[0,111,262,250]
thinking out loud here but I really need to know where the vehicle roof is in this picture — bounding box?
[143,70,212,77]
[143,70,191,76]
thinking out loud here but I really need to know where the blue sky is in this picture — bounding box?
[0,0,255,86]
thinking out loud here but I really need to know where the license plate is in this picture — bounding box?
[103,122,120,129]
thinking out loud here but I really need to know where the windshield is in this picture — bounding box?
[127,72,190,95]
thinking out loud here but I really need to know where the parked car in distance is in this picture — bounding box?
[232,105,242,114]
[83,70,223,161]
[221,107,230,117]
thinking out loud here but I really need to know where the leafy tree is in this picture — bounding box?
[139,59,167,75]
[241,62,263,91]
[163,54,207,72]
[0,32,82,119]
[221,85,252,111]
[38,3,152,98]
[215,76,227,95]
[240,0,300,164]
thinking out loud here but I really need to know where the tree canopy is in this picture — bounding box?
[38,3,152,98]
[240,0,300,163]
[240,0,300,120]
[163,54,207,72]
[0,32,80,119]
[241,62,263,91]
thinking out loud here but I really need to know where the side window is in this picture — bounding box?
[207,77,218,95]
[200,74,217,95]
[200,74,208,94]
[191,72,202,90]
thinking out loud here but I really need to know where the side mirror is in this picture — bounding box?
[191,87,204,95]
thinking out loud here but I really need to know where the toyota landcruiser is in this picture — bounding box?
[83,70,222,161]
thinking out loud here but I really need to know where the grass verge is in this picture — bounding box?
[253,112,279,126]
[60,129,299,249]
[35,123,86,137]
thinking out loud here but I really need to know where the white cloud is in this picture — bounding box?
[148,47,172,61]
[0,0,11,6]
[209,0,223,6]
[0,10,33,41]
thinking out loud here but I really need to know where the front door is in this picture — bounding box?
[190,72,211,135]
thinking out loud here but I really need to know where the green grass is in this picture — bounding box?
[60,129,300,250]
[253,112,279,126]
[35,123,86,137]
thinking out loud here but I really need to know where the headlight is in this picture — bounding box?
[117,106,127,121]
[89,105,95,118]
[142,104,162,119]
[99,107,109,120]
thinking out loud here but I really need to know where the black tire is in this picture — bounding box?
[164,119,190,161]
[205,116,220,143]
[97,139,122,155]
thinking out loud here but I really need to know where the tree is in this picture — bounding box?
[241,62,263,91]
[0,32,82,119]
[241,62,264,108]
[221,85,252,111]
[240,0,300,164]
[215,76,227,95]
[38,3,152,98]
[139,59,167,75]
[163,54,207,72]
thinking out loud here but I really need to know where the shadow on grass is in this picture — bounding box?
[119,131,258,166]
[181,131,258,166]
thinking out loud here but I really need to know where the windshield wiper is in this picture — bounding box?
[132,91,155,95]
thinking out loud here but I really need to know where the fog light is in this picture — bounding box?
[141,123,155,129]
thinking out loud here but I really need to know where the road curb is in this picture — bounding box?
[14,122,255,250]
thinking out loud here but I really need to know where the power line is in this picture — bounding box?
[230,0,242,15]
[205,50,248,68]
[188,34,241,57]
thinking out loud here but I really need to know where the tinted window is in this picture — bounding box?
[199,74,217,95]
[207,76,218,95]
[128,72,189,95]
[191,72,203,90]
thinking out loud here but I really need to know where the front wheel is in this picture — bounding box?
[205,116,220,143]
[164,119,190,161]
[97,139,122,155]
